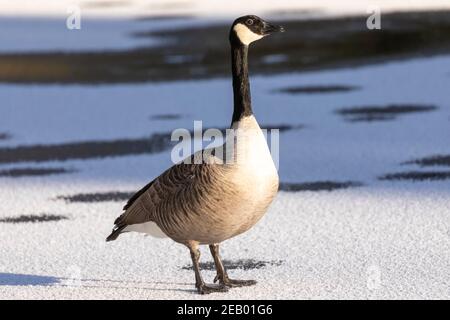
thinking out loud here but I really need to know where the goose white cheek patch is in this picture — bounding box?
[233,23,263,45]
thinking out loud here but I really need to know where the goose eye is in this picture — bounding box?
[246,19,254,25]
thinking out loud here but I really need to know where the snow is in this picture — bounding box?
[1,53,449,299]
[1,5,450,299]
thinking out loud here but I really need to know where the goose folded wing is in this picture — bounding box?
[113,163,196,227]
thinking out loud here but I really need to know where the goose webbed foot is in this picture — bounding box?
[213,275,257,287]
[196,282,229,294]
[209,244,257,288]
[188,242,230,295]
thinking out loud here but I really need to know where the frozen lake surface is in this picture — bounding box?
[1,53,449,299]
[0,8,449,299]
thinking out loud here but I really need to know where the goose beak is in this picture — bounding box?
[262,22,285,35]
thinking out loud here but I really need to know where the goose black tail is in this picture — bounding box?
[106,225,126,242]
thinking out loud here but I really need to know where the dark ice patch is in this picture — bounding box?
[136,15,195,22]
[182,259,283,271]
[0,214,68,223]
[0,133,11,140]
[190,124,302,135]
[56,192,134,203]
[150,114,183,120]
[4,11,450,84]
[275,85,359,94]
[0,133,173,164]
[403,154,450,167]
[336,104,437,122]
[379,171,450,181]
[259,124,303,132]
[0,167,75,177]
[279,181,363,192]
[0,124,300,164]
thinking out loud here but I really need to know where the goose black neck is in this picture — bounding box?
[230,41,252,123]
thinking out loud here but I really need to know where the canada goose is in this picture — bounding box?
[106,15,284,294]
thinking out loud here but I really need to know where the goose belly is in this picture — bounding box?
[229,164,279,237]
[139,115,279,244]
[196,114,280,242]
[167,180,278,244]
[162,165,278,244]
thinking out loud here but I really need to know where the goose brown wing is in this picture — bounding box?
[123,180,155,211]
[112,162,196,228]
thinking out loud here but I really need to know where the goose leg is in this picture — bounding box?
[209,244,257,287]
[187,242,229,294]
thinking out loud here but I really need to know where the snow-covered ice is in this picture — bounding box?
[1,53,449,299]
[0,2,450,298]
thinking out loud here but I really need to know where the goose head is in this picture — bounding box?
[230,15,285,46]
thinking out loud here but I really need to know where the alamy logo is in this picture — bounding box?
[170,121,280,169]
[366,6,381,30]
[366,264,382,290]
[66,6,81,30]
